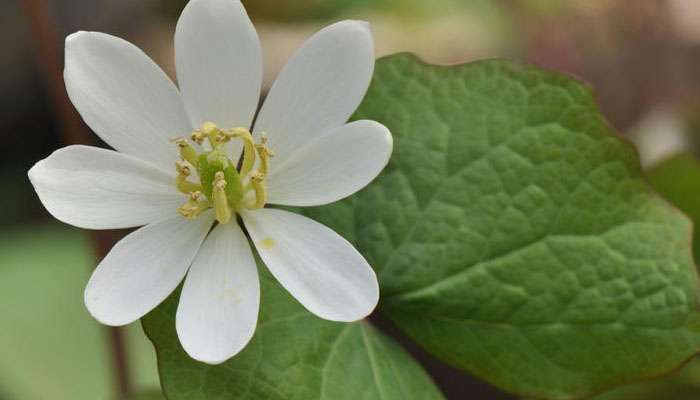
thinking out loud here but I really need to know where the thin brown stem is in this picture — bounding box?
[18,0,132,396]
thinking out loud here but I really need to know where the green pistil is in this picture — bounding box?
[196,151,243,205]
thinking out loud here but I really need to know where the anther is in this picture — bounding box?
[177,191,207,219]
[255,132,275,175]
[172,137,199,166]
[216,130,231,144]
[190,130,206,145]
[175,161,191,176]
[174,162,202,194]
[213,171,232,224]
[248,171,267,210]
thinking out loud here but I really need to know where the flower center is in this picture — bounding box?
[172,122,274,224]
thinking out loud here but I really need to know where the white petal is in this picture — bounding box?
[28,145,185,229]
[176,222,259,364]
[175,0,262,162]
[176,0,262,130]
[253,20,374,167]
[64,31,191,171]
[84,212,214,326]
[241,208,378,321]
[267,120,392,206]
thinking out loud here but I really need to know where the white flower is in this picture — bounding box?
[27,0,392,364]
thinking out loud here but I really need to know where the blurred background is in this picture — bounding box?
[2,0,700,399]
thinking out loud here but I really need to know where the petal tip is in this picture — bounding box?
[65,30,92,47]
[176,320,255,365]
[182,343,247,365]
[326,20,372,38]
[26,161,40,183]
[348,19,371,31]
[83,291,132,327]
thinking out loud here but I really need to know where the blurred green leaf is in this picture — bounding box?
[0,225,160,400]
[300,54,700,399]
[591,357,700,400]
[647,153,700,262]
[142,267,444,400]
[236,0,503,21]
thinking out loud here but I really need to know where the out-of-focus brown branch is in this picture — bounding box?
[18,0,132,396]
[18,0,91,146]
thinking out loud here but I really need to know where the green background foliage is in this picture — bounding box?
[0,227,161,400]
[647,154,700,261]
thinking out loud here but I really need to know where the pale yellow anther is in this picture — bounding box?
[171,137,199,166]
[177,191,207,219]
[175,161,191,176]
[247,171,267,210]
[216,130,231,144]
[190,130,206,145]
[255,132,275,175]
[174,162,202,194]
[213,171,232,224]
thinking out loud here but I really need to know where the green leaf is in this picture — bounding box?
[588,154,700,400]
[647,153,700,262]
[142,267,444,400]
[590,357,700,400]
[0,225,160,400]
[301,54,700,399]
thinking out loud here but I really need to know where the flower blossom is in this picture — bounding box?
[28,0,392,364]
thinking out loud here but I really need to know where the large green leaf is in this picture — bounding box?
[301,54,700,399]
[142,267,444,400]
[591,154,700,399]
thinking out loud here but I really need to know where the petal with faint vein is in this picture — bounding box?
[242,208,378,322]
[176,222,259,364]
[84,212,214,326]
[28,145,184,229]
[253,20,374,168]
[64,31,191,171]
[175,0,262,161]
[267,120,392,206]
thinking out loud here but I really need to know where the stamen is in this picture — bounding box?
[174,162,202,194]
[172,122,276,221]
[255,132,275,175]
[201,122,222,149]
[228,127,256,177]
[247,171,267,210]
[172,137,199,166]
[213,171,232,224]
[177,191,208,219]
